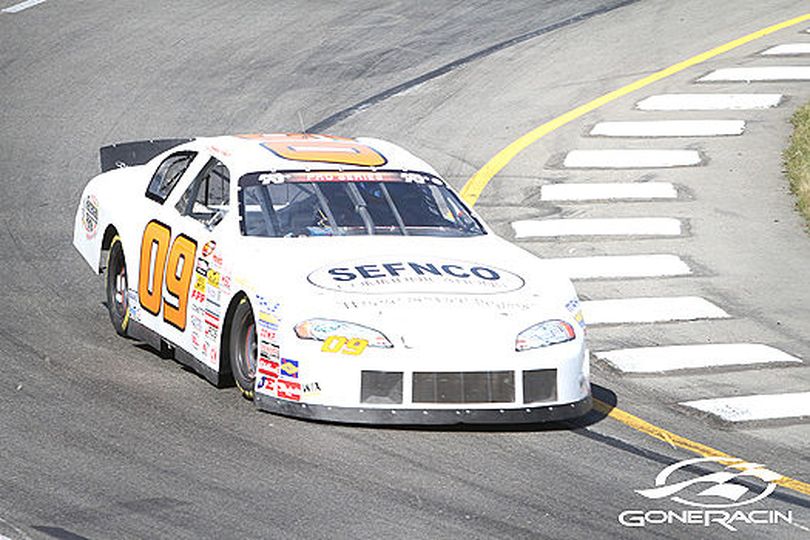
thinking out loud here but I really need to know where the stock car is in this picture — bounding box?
[73,133,591,424]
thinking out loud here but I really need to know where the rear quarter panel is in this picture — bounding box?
[73,165,152,273]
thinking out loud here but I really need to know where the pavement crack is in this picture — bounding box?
[306,0,641,132]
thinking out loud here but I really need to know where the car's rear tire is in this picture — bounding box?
[229,297,257,399]
[105,235,129,337]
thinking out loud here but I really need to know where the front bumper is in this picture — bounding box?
[254,392,592,425]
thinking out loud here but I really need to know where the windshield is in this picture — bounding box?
[238,171,485,237]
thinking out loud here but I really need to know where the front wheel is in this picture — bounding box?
[229,298,257,399]
[105,235,129,337]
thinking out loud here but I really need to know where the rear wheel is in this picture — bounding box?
[229,298,257,399]
[105,235,129,337]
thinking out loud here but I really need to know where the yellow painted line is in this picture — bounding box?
[459,13,810,498]
[593,399,810,496]
[459,12,810,206]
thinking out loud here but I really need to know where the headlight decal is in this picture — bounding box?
[515,320,576,352]
[294,318,393,348]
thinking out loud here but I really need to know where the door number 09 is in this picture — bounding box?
[138,220,197,331]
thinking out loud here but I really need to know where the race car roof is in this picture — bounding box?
[191,133,440,177]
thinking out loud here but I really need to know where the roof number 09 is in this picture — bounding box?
[138,220,197,331]
[240,133,387,167]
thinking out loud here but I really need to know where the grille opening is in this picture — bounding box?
[412,371,515,404]
[523,369,557,404]
[361,371,403,404]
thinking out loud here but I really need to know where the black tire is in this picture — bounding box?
[105,235,129,337]
[229,297,257,399]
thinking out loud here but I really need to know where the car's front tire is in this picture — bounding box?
[105,235,129,337]
[229,297,257,399]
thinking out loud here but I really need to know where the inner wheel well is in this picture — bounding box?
[100,225,119,273]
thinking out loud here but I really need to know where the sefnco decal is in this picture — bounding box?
[307,258,525,294]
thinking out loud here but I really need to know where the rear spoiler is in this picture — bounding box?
[99,138,193,172]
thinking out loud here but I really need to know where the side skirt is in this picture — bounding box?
[127,320,226,387]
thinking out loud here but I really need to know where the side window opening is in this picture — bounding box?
[146,151,197,203]
[176,158,230,228]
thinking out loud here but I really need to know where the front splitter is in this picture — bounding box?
[254,393,592,426]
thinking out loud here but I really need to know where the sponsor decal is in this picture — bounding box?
[126,290,139,322]
[190,316,202,330]
[257,296,281,312]
[255,170,443,185]
[259,342,280,360]
[220,274,231,291]
[206,295,221,310]
[308,259,525,295]
[202,241,216,257]
[302,381,321,396]
[256,358,279,393]
[206,287,221,304]
[82,194,99,239]
[257,298,281,331]
[207,269,220,289]
[212,253,223,268]
[208,346,218,368]
[204,308,220,326]
[257,357,279,393]
[258,318,278,331]
[195,258,209,277]
[280,358,299,379]
[342,296,534,311]
[566,299,586,329]
[191,289,205,303]
[257,374,276,393]
[193,274,207,295]
[259,327,277,343]
[619,457,793,532]
[204,321,218,339]
[191,332,201,350]
[277,379,301,401]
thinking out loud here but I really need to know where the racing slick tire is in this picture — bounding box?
[229,297,257,399]
[105,235,129,337]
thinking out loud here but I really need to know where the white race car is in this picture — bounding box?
[74,133,591,424]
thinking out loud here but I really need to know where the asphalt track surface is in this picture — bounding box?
[1,1,809,539]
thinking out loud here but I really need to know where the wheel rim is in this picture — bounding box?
[115,266,127,313]
[109,248,127,318]
[243,321,257,378]
[234,315,257,381]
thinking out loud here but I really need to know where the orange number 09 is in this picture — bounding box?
[239,133,386,167]
[138,220,197,331]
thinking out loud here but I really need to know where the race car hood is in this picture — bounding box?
[233,234,579,329]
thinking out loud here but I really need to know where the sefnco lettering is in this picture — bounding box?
[327,262,501,282]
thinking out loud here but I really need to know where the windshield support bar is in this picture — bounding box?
[255,186,280,236]
[346,183,375,235]
[379,183,408,236]
[310,184,344,236]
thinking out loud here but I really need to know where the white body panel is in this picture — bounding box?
[73,135,590,422]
